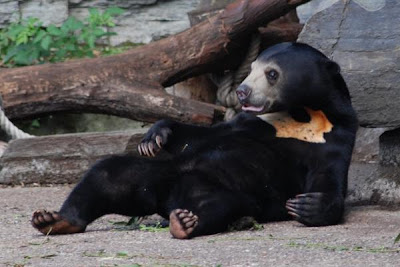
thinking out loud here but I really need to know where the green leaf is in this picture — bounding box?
[84,50,94,58]
[65,43,76,51]
[87,35,95,49]
[47,25,62,36]
[2,46,19,63]
[31,119,40,128]
[93,28,106,37]
[33,30,47,43]
[55,48,67,60]
[27,17,40,27]
[15,34,28,45]
[40,35,52,50]
[103,31,117,37]
[89,8,100,17]
[62,17,84,33]
[14,50,34,65]
[0,38,9,52]
[0,7,127,66]
[395,233,400,244]
[106,21,115,27]
[116,251,129,257]
[127,217,141,226]
[105,7,125,16]
[7,25,25,40]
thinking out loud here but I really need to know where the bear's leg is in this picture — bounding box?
[168,191,256,239]
[31,156,175,235]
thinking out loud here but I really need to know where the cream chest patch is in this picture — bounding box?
[258,108,333,143]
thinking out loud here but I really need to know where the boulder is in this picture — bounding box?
[68,0,158,7]
[69,0,201,45]
[380,128,400,167]
[347,127,400,205]
[298,0,400,128]
[0,0,19,28]
[20,0,68,26]
[1,0,200,45]
[296,0,338,23]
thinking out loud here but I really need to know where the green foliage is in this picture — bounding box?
[395,233,400,244]
[138,221,169,232]
[0,7,124,66]
[109,216,169,232]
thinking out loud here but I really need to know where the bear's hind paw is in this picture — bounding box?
[169,209,198,239]
[31,209,84,235]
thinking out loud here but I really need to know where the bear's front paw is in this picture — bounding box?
[138,123,172,157]
[286,192,342,227]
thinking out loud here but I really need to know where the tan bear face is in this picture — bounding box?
[235,42,348,143]
[236,59,284,114]
[235,42,344,115]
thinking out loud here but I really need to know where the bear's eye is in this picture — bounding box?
[266,69,279,81]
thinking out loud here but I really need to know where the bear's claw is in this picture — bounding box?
[286,192,325,225]
[138,127,172,157]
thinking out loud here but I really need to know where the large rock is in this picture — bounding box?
[20,0,69,26]
[2,0,200,45]
[68,0,158,7]
[0,0,19,28]
[70,0,201,44]
[298,0,400,128]
[296,0,338,23]
[347,127,400,205]
[347,162,400,205]
[299,0,400,205]
[380,128,400,167]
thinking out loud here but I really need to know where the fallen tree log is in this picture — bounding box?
[7,82,225,126]
[0,0,310,125]
[0,130,148,185]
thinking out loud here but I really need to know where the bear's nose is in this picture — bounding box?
[236,84,251,102]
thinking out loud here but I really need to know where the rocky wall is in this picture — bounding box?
[298,0,400,128]
[298,0,400,205]
[0,0,200,45]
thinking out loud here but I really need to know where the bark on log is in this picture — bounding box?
[0,130,148,185]
[9,82,225,126]
[0,0,310,124]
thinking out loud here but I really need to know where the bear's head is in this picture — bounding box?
[236,42,349,114]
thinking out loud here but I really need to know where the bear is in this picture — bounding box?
[31,42,358,239]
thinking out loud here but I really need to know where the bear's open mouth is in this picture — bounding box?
[242,101,285,114]
[241,104,264,112]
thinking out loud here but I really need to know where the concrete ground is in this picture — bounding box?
[1,185,399,267]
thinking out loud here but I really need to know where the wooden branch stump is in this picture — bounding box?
[0,0,310,125]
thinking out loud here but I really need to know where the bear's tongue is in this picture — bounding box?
[242,105,264,112]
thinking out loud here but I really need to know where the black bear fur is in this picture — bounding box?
[31,43,358,238]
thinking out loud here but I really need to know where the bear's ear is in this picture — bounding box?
[323,59,341,75]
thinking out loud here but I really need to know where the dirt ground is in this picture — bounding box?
[1,185,399,267]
